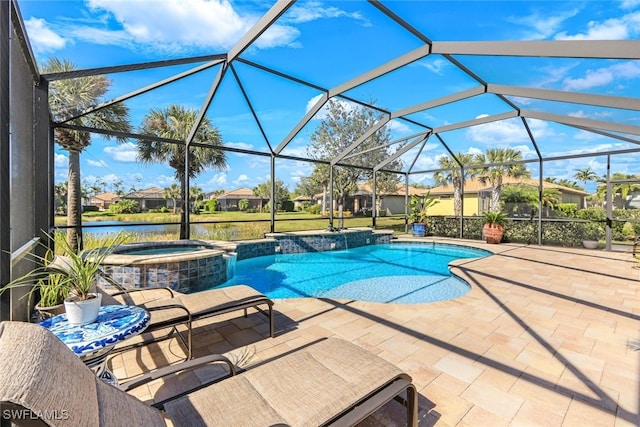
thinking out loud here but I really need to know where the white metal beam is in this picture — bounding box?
[488,84,640,111]
[329,45,431,97]
[431,40,640,59]
[521,110,640,136]
[331,116,390,166]
[228,0,296,62]
[392,86,486,118]
[433,111,519,134]
[374,133,430,172]
[274,92,329,154]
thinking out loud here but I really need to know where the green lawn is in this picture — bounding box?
[54,211,407,247]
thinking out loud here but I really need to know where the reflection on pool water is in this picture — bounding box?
[211,243,490,304]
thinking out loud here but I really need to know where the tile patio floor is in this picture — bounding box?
[108,238,639,426]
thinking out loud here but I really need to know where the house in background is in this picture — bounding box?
[312,183,430,215]
[122,187,171,211]
[428,177,587,216]
[216,188,262,211]
[88,192,120,211]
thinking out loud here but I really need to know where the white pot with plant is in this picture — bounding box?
[51,234,126,325]
[1,232,126,325]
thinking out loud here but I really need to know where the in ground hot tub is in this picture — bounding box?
[100,240,234,293]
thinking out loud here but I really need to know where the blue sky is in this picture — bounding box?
[17,0,640,195]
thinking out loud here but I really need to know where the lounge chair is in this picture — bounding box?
[98,273,275,359]
[0,321,418,426]
[50,256,275,360]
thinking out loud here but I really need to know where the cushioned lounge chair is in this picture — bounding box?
[97,272,275,359]
[49,256,274,360]
[0,321,418,426]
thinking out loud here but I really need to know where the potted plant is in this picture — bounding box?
[33,273,69,319]
[1,232,126,324]
[482,211,507,244]
[407,192,439,237]
[581,222,603,249]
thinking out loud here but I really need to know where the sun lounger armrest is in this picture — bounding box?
[118,354,237,393]
[143,304,193,327]
[111,287,176,299]
[119,354,238,409]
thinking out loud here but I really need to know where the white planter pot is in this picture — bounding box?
[64,293,102,325]
[582,240,599,249]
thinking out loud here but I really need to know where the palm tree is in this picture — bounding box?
[573,167,599,191]
[190,185,205,213]
[163,183,181,214]
[45,58,131,252]
[136,105,227,238]
[475,148,531,212]
[433,153,476,217]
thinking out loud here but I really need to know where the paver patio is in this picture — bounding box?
[108,238,639,426]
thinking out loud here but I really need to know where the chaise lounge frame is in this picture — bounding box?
[0,321,419,426]
[98,272,275,359]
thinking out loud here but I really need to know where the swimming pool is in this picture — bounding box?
[213,243,490,304]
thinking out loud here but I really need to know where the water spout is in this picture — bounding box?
[224,252,237,281]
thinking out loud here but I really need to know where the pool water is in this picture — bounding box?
[215,243,490,304]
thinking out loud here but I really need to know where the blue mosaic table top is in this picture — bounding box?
[39,305,150,356]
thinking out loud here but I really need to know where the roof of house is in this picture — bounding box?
[217,187,260,199]
[428,177,588,196]
[123,187,165,199]
[91,192,119,202]
[312,183,428,199]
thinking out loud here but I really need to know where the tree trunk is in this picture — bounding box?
[453,184,462,217]
[490,182,502,212]
[322,185,327,216]
[67,150,82,253]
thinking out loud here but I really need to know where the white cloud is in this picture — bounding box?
[285,2,370,26]
[416,58,449,76]
[387,120,411,134]
[562,61,640,90]
[87,159,108,167]
[104,143,138,162]
[555,11,640,40]
[206,172,227,188]
[54,153,67,167]
[465,116,530,144]
[87,0,249,52]
[621,0,640,9]
[24,18,68,53]
[155,174,178,187]
[233,174,250,185]
[509,9,579,39]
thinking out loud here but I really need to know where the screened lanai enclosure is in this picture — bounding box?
[2,0,640,319]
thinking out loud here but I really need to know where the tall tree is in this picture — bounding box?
[163,183,181,214]
[306,100,403,214]
[253,179,290,211]
[136,105,226,238]
[475,148,531,212]
[573,167,599,191]
[434,153,477,217]
[190,185,205,213]
[45,58,131,252]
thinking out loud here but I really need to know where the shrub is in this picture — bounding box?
[108,200,140,214]
[622,221,636,240]
[206,199,219,212]
[307,204,321,215]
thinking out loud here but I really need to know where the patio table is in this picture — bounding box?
[39,305,150,385]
